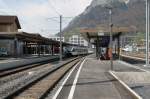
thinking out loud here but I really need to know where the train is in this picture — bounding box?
[64,46,89,57]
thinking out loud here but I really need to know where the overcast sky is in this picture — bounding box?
[0,0,92,37]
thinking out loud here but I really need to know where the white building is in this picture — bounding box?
[68,35,88,46]
[49,36,65,42]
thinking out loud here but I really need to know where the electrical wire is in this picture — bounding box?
[48,0,61,15]
[47,17,60,23]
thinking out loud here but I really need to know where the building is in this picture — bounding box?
[49,36,65,42]
[0,16,22,56]
[0,16,75,57]
[0,16,57,56]
[68,35,88,46]
[0,16,21,32]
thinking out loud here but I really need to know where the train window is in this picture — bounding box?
[74,38,77,41]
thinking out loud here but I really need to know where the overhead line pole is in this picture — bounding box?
[59,15,62,62]
[47,15,73,62]
[146,0,149,66]
[148,0,149,65]
[146,0,148,66]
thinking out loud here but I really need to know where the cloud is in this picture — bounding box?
[0,0,16,15]
[0,0,92,37]
[0,0,7,9]
[18,2,56,18]
[48,0,92,16]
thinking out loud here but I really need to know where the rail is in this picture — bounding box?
[2,57,83,99]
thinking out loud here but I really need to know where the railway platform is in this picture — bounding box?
[1,54,150,99]
[0,55,59,71]
[49,54,144,99]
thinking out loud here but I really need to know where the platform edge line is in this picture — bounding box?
[52,59,82,99]
[117,60,148,72]
[68,58,86,99]
[109,71,143,99]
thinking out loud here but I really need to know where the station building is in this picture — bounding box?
[0,16,22,56]
[0,15,71,57]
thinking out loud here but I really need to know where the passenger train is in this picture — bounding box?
[64,46,89,56]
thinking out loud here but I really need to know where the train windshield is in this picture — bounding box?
[66,46,74,52]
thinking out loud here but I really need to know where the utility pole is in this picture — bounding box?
[146,0,150,66]
[109,8,113,70]
[78,34,80,57]
[59,15,62,61]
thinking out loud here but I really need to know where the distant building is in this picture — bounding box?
[49,36,65,42]
[68,35,88,46]
[0,16,21,32]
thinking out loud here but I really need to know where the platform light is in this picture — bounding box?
[105,1,114,70]
[109,8,113,70]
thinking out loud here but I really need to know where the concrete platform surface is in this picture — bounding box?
[0,55,59,71]
[113,71,150,99]
[113,72,150,84]
[50,55,141,99]
[73,58,133,99]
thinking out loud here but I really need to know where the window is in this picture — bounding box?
[57,38,60,40]
[74,38,77,41]
[74,41,78,43]
[81,41,84,43]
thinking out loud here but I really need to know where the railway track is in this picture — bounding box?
[0,56,61,77]
[120,54,146,64]
[121,52,148,59]
[0,56,83,99]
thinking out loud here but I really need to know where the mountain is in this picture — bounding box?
[62,0,146,40]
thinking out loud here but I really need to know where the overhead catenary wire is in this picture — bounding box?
[48,0,61,15]
[47,17,60,23]
[46,16,74,27]
[47,0,75,24]
[48,0,63,61]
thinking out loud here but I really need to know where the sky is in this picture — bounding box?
[0,0,92,37]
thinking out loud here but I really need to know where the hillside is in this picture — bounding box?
[62,0,146,40]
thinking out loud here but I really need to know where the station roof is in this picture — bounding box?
[0,32,84,47]
[80,26,136,40]
[0,32,52,44]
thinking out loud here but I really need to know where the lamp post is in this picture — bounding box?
[146,0,150,66]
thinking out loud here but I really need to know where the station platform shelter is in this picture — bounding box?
[0,32,76,57]
[0,15,78,57]
[80,26,136,59]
